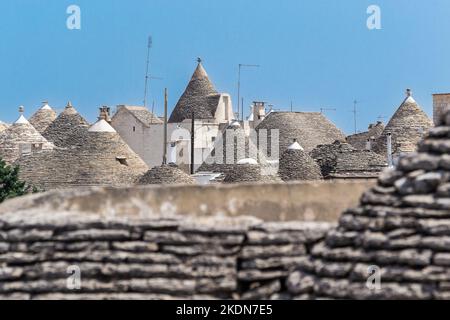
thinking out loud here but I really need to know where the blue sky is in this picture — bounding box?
[1,0,450,134]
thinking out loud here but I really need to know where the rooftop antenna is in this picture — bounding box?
[290,101,293,112]
[377,115,387,122]
[143,36,152,108]
[320,107,336,114]
[143,37,164,108]
[237,63,260,121]
[352,100,359,134]
[162,88,168,165]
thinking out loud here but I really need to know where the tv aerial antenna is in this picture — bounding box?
[143,36,163,108]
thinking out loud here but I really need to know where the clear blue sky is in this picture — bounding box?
[1,0,450,134]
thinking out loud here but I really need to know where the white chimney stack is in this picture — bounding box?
[365,139,372,151]
[386,133,393,167]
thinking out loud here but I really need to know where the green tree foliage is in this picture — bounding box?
[0,158,32,203]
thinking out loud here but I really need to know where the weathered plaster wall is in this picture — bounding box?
[0,181,375,222]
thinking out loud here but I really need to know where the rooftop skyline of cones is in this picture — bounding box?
[17,117,149,190]
[286,105,450,300]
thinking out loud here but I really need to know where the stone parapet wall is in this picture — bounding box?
[0,210,332,300]
[0,181,374,222]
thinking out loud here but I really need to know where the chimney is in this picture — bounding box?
[365,139,372,151]
[252,101,266,127]
[433,93,450,126]
[386,133,393,167]
[98,106,111,123]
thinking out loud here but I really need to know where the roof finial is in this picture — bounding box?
[406,88,412,97]
[197,57,202,64]
[19,106,24,114]
[66,101,73,109]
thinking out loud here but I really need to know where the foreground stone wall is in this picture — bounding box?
[0,211,332,300]
[0,181,374,222]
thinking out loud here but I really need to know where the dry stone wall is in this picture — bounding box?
[0,210,332,300]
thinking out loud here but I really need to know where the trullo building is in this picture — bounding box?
[0,107,54,165]
[278,140,322,181]
[373,89,433,159]
[111,59,235,172]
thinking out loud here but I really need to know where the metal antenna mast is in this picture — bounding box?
[352,100,359,134]
[320,107,337,114]
[237,63,260,121]
[143,36,154,108]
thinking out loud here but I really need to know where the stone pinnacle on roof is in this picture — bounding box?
[288,139,304,151]
[43,101,90,147]
[89,119,116,133]
[29,101,57,134]
[15,106,28,125]
[286,105,450,300]
[169,59,221,123]
[373,89,433,156]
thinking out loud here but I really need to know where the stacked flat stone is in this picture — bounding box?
[286,106,450,300]
[138,164,196,185]
[0,117,54,165]
[278,147,323,182]
[374,92,433,156]
[311,141,387,179]
[0,210,332,300]
[29,103,57,134]
[43,103,89,147]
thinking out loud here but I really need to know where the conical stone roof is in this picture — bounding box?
[0,112,53,164]
[43,102,89,147]
[138,163,196,185]
[198,126,275,177]
[347,121,385,150]
[255,111,346,155]
[17,120,148,190]
[223,163,263,183]
[374,90,433,156]
[29,102,57,134]
[311,141,388,179]
[0,121,9,133]
[278,140,323,181]
[169,61,221,123]
[286,106,450,300]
